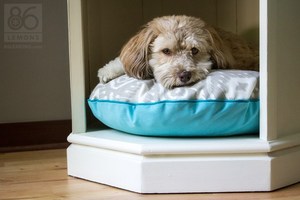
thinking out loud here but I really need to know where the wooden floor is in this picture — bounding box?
[1,149,300,200]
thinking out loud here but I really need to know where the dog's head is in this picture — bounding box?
[120,15,233,89]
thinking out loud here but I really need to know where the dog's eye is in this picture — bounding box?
[162,48,172,56]
[191,47,199,55]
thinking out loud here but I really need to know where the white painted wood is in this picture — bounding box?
[259,0,278,141]
[67,144,270,193]
[67,142,300,193]
[67,0,87,133]
[259,0,269,141]
[140,154,271,193]
[67,0,300,193]
[67,131,266,155]
[67,144,143,192]
[260,0,300,140]
[67,130,300,156]
[270,146,300,189]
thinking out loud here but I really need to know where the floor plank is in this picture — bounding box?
[0,149,300,200]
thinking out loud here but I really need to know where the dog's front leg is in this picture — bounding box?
[98,57,125,84]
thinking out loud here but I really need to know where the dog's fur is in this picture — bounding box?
[98,15,258,89]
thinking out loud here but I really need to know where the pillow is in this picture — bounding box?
[88,70,259,137]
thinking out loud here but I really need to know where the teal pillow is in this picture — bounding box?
[88,70,259,137]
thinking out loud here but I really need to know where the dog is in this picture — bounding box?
[98,15,259,89]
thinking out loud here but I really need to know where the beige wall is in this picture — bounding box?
[0,0,71,123]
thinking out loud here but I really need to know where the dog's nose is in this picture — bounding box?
[178,70,192,83]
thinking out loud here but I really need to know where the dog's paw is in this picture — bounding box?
[97,57,125,84]
[98,68,114,84]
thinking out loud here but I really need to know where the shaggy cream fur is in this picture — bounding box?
[98,15,258,89]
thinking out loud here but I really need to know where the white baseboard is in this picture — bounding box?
[67,130,300,193]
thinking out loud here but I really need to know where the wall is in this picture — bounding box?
[0,0,71,123]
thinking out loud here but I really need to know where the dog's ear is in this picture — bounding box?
[205,26,235,69]
[120,23,156,79]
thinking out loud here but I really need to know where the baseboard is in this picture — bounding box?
[67,142,300,193]
[67,130,300,193]
[0,120,71,152]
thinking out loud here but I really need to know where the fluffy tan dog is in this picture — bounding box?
[98,15,258,89]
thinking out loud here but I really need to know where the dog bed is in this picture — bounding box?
[88,70,259,137]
